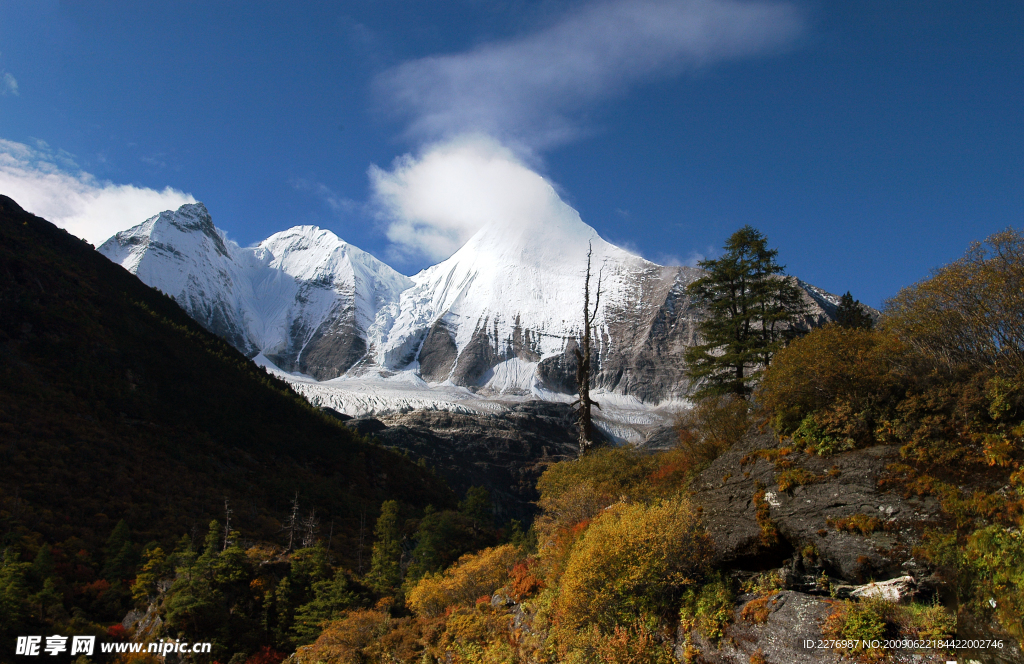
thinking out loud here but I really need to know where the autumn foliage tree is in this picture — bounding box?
[757,324,911,453]
[883,227,1024,373]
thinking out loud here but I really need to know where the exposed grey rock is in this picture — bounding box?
[636,423,681,452]
[345,417,387,435]
[692,430,942,583]
[417,319,459,382]
[369,401,581,522]
[679,590,844,664]
[450,322,507,386]
[680,588,958,664]
[295,314,368,381]
[318,407,352,422]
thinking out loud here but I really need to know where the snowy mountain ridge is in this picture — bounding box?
[100,201,838,412]
[99,203,412,378]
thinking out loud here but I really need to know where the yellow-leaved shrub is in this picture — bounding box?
[756,324,910,453]
[407,544,520,618]
[533,448,660,582]
[553,496,712,631]
[294,609,391,664]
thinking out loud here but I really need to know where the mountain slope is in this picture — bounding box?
[99,203,412,379]
[0,194,452,562]
[99,201,841,407]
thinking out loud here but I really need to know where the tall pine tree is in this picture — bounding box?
[684,226,806,398]
[365,500,402,594]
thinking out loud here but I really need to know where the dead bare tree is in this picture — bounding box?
[283,492,300,552]
[223,498,234,551]
[301,508,320,549]
[572,243,602,457]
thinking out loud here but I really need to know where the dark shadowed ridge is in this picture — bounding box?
[0,195,455,563]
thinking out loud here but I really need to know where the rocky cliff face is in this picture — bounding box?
[343,402,582,523]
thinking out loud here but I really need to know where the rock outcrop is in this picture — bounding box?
[349,402,582,522]
[691,430,942,584]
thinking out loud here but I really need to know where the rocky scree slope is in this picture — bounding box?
[680,428,1023,664]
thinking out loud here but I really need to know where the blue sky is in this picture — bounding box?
[0,1,1021,308]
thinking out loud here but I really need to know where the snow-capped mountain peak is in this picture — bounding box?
[101,200,839,407]
[99,204,410,378]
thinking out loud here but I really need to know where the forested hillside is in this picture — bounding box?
[0,196,454,655]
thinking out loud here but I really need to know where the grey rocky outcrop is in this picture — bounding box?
[691,430,942,584]
[348,401,581,522]
[679,590,845,664]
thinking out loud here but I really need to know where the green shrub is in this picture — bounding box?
[962,525,1024,640]
[679,574,734,641]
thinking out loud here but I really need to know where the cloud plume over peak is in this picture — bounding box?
[376,0,804,151]
[371,135,573,263]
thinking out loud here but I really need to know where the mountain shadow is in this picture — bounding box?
[0,195,454,566]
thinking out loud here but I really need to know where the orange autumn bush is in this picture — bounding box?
[294,609,391,664]
[407,544,520,618]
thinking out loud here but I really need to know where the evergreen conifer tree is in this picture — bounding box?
[458,487,493,532]
[102,520,135,581]
[366,500,402,594]
[291,569,357,644]
[684,226,806,398]
[0,550,30,640]
[835,291,874,329]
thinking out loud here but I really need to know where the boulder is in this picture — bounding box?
[692,430,943,583]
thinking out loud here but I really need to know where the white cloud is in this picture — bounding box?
[376,0,803,151]
[370,135,569,263]
[0,138,196,246]
[2,72,17,96]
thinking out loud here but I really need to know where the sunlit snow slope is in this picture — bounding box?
[99,203,412,378]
